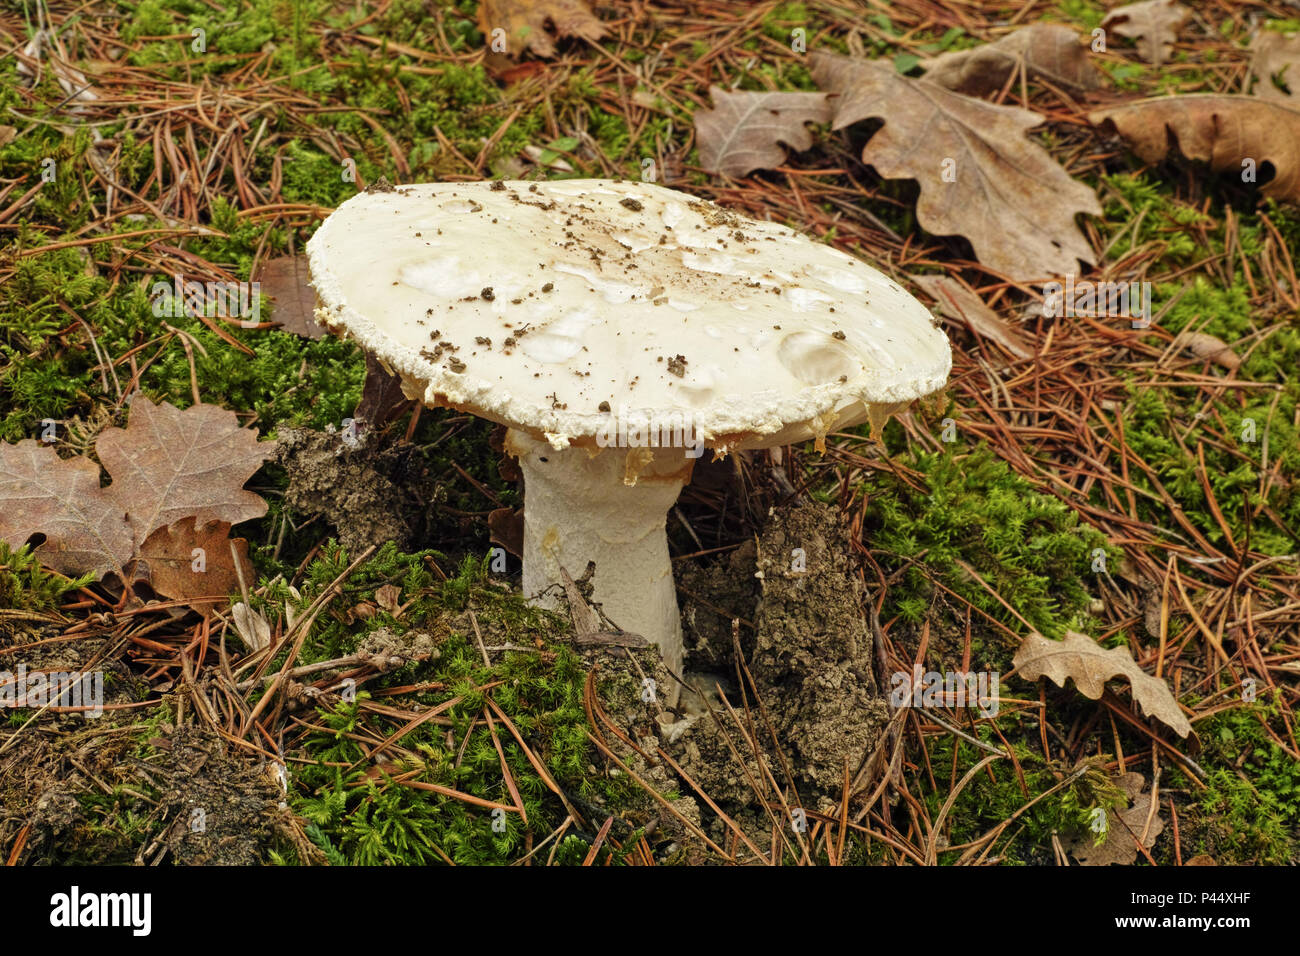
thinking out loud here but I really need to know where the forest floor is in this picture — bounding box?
[0,0,1298,865]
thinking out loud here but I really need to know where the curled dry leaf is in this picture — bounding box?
[1068,771,1166,865]
[694,88,832,177]
[477,0,606,58]
[1249,30,1300,104]
[1176,330,1240,370]
[1089,94,1300,204]
[1013,630,1192,737]
[911,274,1034,360]
[1101,0,1190,65]
[231,601,272,653]
[811,52,1101,281]
[921,23,1102,97]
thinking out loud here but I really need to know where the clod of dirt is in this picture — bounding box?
[136,724,282,864]
[275,427,421,554]
[749,501,886,797]
[676,538,758,669]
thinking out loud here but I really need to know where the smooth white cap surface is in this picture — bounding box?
[307,179,951,449]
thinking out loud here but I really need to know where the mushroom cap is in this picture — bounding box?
[307,179,951,450]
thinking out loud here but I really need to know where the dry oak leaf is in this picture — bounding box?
[921,23,1102,97]
[1101,0,1190,65]
[911,274,1034,360]
[811,52,1102,281]
[1089,94,1300,204]
[1069,771,1165,865]
[695,88,832,177]
[96,397,273,547]
[0,442,132,577]
[0,398,273,589]
[128,519,255,609]
[1013,630,1192,737]
[477,0,605,58]
[258,254,326,340]
[1249,30,1300,104]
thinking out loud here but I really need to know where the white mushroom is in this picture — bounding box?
[306,179,951,690]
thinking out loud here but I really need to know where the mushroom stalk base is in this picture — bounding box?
[505,430,693,688]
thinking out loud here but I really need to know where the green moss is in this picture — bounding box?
[285,548,642,864]
[1165,699,1298,864]
[860,445,1112,649]
[0,543,94,610]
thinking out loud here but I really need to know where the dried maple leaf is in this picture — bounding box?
[258,255,326,340]
[911,274,1033,360]
[921,24,1101,97]
[694,88,832,177]
[1101,0,1190,65]
[1013,630,1192,737]
[1089,94,1300,204]
[477,0,605,58]
[1249,30,1300,104]
[96,397,272,548]
[0,398,273,606]
[811,52,1101,281]
[1068,771,1165,865]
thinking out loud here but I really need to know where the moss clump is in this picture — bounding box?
[286,549,643,865]
[0,543,93,611]
[860,445,1112,647]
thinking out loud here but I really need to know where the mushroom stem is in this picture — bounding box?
[505,429,694,687]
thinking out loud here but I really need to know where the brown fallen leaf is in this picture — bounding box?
[1089,94,1300,204]
[258,255,326,340]
[0,443,133,577]
[128,519,253,611]
[1069,771,1165,865]
[374,584,402,616]
[912,274,1034,360]
[694,88,832,177]
[354,351,411,430]
[1249,30,1300,104]
[1177,330,1240,370]
[0,125,15,148]
[921,23,1102,97]
[0,398,273,593]
[488,506,524,558]
[231,601,272,652]
[1013,630,1192,737]
[96,398,273,547]
[1102,0,1190,65]
[477,0,605,58]
[811,52,1101,281]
